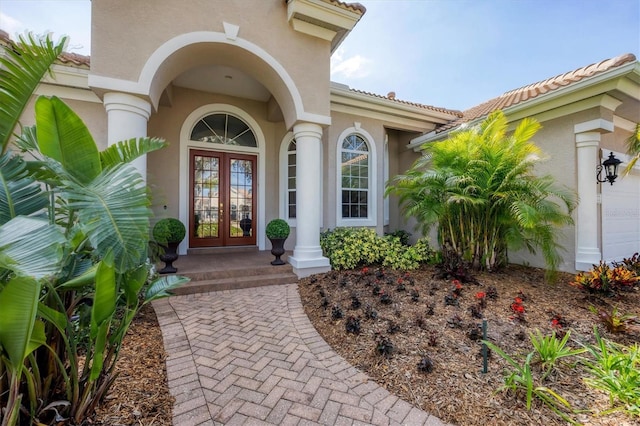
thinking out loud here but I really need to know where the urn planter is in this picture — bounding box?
[269,237,287,265]
[158,242,180,274]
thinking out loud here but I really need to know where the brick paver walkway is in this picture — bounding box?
[153,284,450,425]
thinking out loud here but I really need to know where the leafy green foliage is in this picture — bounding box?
[153,218,187,245]
[483,340,577,424]
[588,305,638,334]
[0,32,66,154]
[265,218,290,239]
[529,329,585,379]
[320,227,433,270]
[0,35,185,425]
[580,328,640,417]
[623,123,640,175]
[387,111,576,276]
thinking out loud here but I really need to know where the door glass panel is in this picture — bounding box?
[229,159,253,238]
[193,155,220,238]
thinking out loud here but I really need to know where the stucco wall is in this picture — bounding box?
[91,0,331,119]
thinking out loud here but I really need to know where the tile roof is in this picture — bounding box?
[435,53,637,134]
[0,29,90,68]
[325,0,366,14]
[348,87,463,117]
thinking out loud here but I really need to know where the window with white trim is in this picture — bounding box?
[286,139,297,219]
[340,134,369,218]
[336,128,376,227]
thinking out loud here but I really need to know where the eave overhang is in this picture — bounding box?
[408,61,640,151]
[286,0,364,52]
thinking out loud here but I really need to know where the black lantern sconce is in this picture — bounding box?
[596,152,622,185]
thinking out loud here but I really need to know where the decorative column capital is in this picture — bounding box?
[292,122,323,140]
[574,118,614,135]
[104,92,152,121]
[575,132,601,148]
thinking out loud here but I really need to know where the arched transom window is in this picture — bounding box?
[190,113,257,147]
[340,134,369,219]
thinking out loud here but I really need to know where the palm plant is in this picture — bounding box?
[387,111,576,276]
[623,122,640,175]
[0,33,187,425]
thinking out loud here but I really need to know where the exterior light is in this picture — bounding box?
[596,152,622,185]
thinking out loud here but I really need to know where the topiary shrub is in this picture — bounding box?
[266,218,290,239]
[153,218,186,245]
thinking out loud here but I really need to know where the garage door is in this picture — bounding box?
[601,153,640,263]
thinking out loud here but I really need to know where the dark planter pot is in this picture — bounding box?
[239,217,252,236]
[158,241,180,274]
[269,237,287,265]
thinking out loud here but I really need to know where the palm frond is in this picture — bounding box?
[0,152,49,225]
[0,216,65,279]
[62,163,151,273]
[35,96,101,184]
[100,137,167,169]
[0,33,67,154]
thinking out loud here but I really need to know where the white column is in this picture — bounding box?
[575,132,602,270]
[103,92,152,180]
[288,122,330,277]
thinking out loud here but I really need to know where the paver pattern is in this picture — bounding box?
[153,284,450,425]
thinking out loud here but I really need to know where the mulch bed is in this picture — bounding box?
[92,303,173,425]
[88,265,638,426]
[298,264,639,426]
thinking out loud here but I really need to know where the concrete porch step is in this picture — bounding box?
[179,263,294,281]
[170,272,298,295]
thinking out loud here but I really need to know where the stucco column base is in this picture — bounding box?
[289,249,331,278]
[575,247,602,271]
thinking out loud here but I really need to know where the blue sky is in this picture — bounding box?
[1,0,638,111]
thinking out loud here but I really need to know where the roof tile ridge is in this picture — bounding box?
[347,87,463,116]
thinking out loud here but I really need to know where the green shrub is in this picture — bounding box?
[266,219,290,239]
[153,218,186,245]
[320,227,433,271]
[384,229,411,245]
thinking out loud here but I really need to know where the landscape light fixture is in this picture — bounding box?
[596,152,622,185]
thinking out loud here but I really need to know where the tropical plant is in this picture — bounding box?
[580,328,640,417]
[0,33,187,425]
[153,218,186,245]
[483,341,577,424]
[529,329,585,380]
[265,218,290,239]
[623,122,640,176]
[588,305,638,334]
[387,111,577,277]
[570,261,638,294]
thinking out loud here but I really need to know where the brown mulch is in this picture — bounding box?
[298,265,640,426]
[92,303,173,425]
[89,266,639,426]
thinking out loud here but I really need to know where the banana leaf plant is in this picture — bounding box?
[0,33,187,425]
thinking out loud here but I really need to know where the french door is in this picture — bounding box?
[189,150,256,247]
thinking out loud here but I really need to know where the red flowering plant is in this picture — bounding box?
[475,292,487,309]
[452,279,463,297]
[510,297,526,322]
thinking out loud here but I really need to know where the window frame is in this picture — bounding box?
[335,127,377,227]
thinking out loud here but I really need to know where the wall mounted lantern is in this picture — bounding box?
[596,152,622,185]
